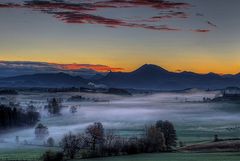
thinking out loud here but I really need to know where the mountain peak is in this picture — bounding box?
[133,64,168,73]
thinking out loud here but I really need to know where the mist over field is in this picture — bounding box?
[1,90,240,150]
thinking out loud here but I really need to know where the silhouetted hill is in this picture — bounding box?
[98,64,240,90]
[0,73,88,88]
[0,64,239,90]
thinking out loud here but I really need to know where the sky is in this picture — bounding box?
[0,0,240,74]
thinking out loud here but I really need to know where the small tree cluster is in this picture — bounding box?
[46,98,63,116]
[35,123,49,140]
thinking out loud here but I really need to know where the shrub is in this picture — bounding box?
[47,137,55,147]
[41,150,64,161]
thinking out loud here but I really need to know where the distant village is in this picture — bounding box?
[206,87,240,102]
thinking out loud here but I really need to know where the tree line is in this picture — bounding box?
[0,104,40,130]
[42,120,177,161]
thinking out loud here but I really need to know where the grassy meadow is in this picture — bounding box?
[78,152,240,161]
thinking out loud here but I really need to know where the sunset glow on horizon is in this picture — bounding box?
[0,0,240,74]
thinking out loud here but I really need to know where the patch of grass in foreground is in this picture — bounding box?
[0,149,43,160]
[75,152,240,161]
[0,147,57,161]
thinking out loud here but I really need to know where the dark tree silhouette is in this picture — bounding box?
[47,137,55,147]
[156,120,177,151]
[0,104,39,130]
[59,132,85,159]
[144,125,166,152]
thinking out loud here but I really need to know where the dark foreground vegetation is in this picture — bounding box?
[41,120,177,161]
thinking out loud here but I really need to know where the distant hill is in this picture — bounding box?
[0,64,239,90]
[98,64,240,90]
[0,73,88,88]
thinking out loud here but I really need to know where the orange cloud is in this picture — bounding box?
[55,63,124,72]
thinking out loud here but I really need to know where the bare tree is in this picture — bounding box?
[85,122,104,151]
[104,129,116,149]
[59,132,85,159]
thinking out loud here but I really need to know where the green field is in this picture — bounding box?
[77,152,240,161]
[1,148,240,161]
[0,150,42,160]
[0,147,54,161]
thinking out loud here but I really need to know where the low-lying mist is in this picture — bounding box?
[1,90,240,149]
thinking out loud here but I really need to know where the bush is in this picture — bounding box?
[47,137,55,147]
[41,150,64,161]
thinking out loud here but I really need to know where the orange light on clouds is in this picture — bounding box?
[53,63,124,72]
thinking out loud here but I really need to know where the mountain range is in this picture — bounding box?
[0,64,239,90]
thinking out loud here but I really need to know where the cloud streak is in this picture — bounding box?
[0,0,211,32]
[192,29,211,33]
[0,61,124,77]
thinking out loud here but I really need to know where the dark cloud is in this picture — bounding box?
[0,3,21,8]
[148,11,188,22]
[0,0,211,32]
[207,21,217,28]
[94,0,190,9]
[24,0,95,11]
[192,29,210,33]
[53,11,180,31]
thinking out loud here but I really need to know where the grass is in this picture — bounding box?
[0,147,57,161]
[0,149,42,160]
[1,147,240,161]
[74,152,240,161]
